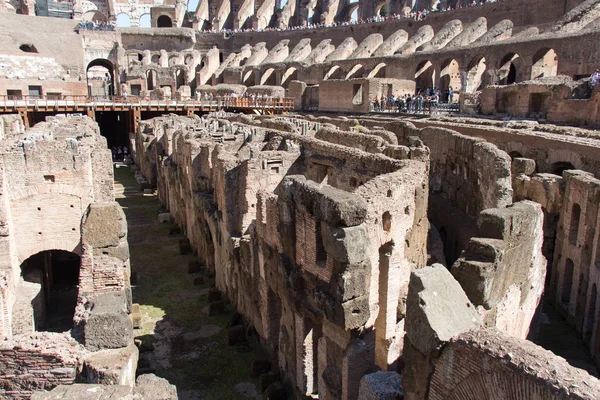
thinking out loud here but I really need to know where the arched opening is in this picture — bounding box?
[157,15,173,28]
[87,59,114,98]
[82,10,107,22]
[532,48,558,80]
[551,161,575,176]
[465,56,487,93]
[498,53,522,85]
[569,203,581,245]
[280,67,298,87]
[260,68,276,86]
[16,250,80,334]
[439,58,461,102]
[19,43,38,53]
[562,258,574,305]
[324,65,342,80]
[139,13,151,28]
[367,63,387,79]
[116,13,131,27]
[345,64,364,80]
[349,5,359,23]
[508,151,523,160]
[146,70,157,90]
[585,284,597,341]
[415,60,434,94]
[168,55,180,67]
[376,1,387,16]
[151,54,160,65]
[382,211,392,232]
[188,0,200,12]
[243,70,256,86]
[175,69,186,89]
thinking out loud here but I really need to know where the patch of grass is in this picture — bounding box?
[115,166,262,398]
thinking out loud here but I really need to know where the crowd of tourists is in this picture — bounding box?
[370,87,457,114]
[77,20,117,31]
[199,0,502,35]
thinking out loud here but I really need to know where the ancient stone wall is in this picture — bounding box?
[0,115,135,398]
[131,112,430,399]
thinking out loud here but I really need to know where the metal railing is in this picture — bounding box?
[0,95,295,111]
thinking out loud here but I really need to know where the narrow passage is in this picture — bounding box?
[114,165,265,399]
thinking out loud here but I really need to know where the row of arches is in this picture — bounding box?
[318,47,558,95]
[81,11,173,28]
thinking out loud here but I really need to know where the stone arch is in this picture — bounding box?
[243,70,256,86]
[531,48,558,79]
[585,284,597,341]
[175,68,187,89]
[280,67,298,87]
[16,250,81,334]
[157,15,173,28]
[465,56,487,93]
[367,63,386,79]
[82,10,107,22]
[345,64,364,80]
[116,13,131,27]
[260,68,276,85]
[562,258,575,305]
[440,58,461,100]
[415,60,435,94]
[86,58,115,97]
[324,65,342,80]
[498,53,523,85]
[146,69,157,90]
[551,161,575,176]
[139,13,151,28]
[347,3,359,23]
[151,54,160,65]
[375,0,387,16]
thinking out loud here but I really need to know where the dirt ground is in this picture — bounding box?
[114,165,266,399]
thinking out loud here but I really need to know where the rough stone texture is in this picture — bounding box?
[31,374,177,400]
[80,292,134,351]
[81,344,139,387]
[453,201,547,339]
[405,264,481,355]
[429,329,600,400]
[358,371,403,399]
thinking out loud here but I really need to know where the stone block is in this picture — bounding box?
[193,276,205,285]
[358,371,403,400]
[280,175,367,226]
[250,359,271,378]
[512,157,536,176]
[179,239,192,255]
[207,288,222,302]
[131,313,142,329]
[259,371,280,392]
[226,325,246,345]
[405,264,481,354]
[134,373,178,399]
[264,382,286,400]
[158,212,172,223]
[321,224,368,264]
[208,300,225,316]
[82,202,127,248]
[82,293,134,351]
[188,260,202,274]
[93,240,130,262]
[81,343,139,386]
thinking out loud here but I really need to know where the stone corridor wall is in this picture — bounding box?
[132,112,431,399]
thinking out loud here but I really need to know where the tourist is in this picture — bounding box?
[591,69,600,88]
[448,86,454,103]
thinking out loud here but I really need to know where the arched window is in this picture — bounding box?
[569,203,581,245]
[139,13,151,28]
[116,13,131,27]
[562,258,574,304]
[157,15,173,28]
